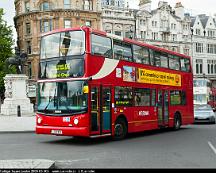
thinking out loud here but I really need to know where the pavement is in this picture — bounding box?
[0,113,56,169]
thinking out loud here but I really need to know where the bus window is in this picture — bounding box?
[180,58,191,72]
[115,87,133,106]
[160,54,168,68]
[170,90,186,105]
[154,52,161,67]
[134,88,151,106]
[151,89,156,106]
[114,41,132,62]
[169,55,180,70]
[149,49,154,66]
[133,45,149,64]
[60,31,85,57]
[91,34,112,58]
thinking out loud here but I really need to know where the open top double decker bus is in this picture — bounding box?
[36,26,194,140]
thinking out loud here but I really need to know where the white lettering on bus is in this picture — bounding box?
[138,111,149,116]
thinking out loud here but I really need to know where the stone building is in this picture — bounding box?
[136,1,192,56]
[101,0,135,38]
[14,0,102,103]
[191,14,216,86]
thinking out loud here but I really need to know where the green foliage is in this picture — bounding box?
[0,8,16,96]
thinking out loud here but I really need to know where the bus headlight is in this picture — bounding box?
[37,117,42,124]
[74,118,79,125]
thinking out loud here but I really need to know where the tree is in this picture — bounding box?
[0,8,16,98]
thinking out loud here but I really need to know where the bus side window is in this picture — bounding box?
[114,40,132,61]
[91,34,112,58]
[169,55,180,70]
[154,52,161,67]
[149,49,154,66]
[133,45,150,64]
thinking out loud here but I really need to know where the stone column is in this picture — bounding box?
[0,74,34,116]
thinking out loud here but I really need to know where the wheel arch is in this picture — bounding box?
[115,114,128,129]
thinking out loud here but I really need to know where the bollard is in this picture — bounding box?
[17,105,21,117]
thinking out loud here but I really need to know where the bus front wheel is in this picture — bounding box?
[113,118,127,140]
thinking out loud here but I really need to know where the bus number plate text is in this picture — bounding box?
[51,130,63,135]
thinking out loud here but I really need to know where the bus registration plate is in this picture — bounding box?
[51,130,62,135]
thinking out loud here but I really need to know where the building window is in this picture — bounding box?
[208,30,215,38]
[64,0,71,9]
[64,19,71,28]
[28,62,32,79]
[195,43,203,53]
[161,33,169,42]
[40,2,50,11]
[195,29,201,35]
[207,60,215,74]
[171,23,176,30]
[183,47,190,56]
[26,23,31,35]
[83,0,93,10]
[196,59,203,74]
[152,21,157,28]
[140,20,146,26]
[25,1,30,12]
[85,20,91,27]
[40,19,52,33]
[140,31,146,39]
[207,44,214,54]
[115,31,122,36]
[171,34,177,41]
[152,32,158,40]
[183,24,189,30]
[26,41,31,54]
[125,31,131,39]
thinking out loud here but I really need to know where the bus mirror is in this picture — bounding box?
[83,86,89,94]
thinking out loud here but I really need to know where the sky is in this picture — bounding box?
[0,0,216,44]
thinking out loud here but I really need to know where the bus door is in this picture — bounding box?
[157,90,169,127]
[90,85,111,136]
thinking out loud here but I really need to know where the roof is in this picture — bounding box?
[199,15,209,28]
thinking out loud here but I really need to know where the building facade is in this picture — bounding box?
[101,0,135,38]
[14,0,102,103]
[136,1,192,56]
[14,0,216,103]
[191,14,216,87]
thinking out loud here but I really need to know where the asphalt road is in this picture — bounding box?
[0,124,216,168]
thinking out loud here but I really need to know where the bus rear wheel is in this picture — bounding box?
[113,118,127,140]
[173,114,181,130]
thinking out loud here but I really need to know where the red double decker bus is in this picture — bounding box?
[36,26,194,140]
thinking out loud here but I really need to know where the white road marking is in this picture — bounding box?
[208,141,216,155]
[64,158,90,162]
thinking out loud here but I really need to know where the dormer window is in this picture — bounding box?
[40,2,50,11]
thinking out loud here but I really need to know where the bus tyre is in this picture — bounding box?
[173,115,181,130]
[113,118,127,140]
